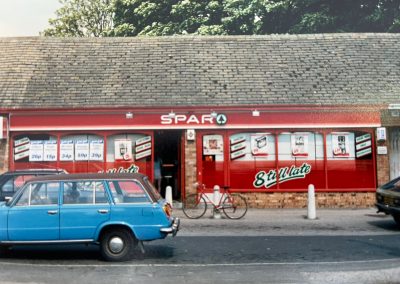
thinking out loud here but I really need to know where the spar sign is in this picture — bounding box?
[253,163,312,188]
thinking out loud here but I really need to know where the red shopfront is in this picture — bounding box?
[8,106,381,202]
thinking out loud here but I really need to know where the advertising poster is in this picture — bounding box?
[89,140,104,161]
[44,141,57,161]
[60,140,74,161]
[14,137,30,161]
[203,135,223,155]
[332,133,350,157]
[291,134,309,157]
[75,140,89,161]
[115,139,133,161]
[251,134,269,156]
[29,141,44,161]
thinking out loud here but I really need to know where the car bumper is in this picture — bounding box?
[160,217,180,237]
[376,202,400,215]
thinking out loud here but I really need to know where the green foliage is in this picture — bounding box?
[43,0,400,36]
[43,0,115,37]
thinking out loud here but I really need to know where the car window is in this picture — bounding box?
[15,182,60,206]
[1,175,36,193]
[63,181,108,205]
[108,180,150,204]
[143,177,162,202]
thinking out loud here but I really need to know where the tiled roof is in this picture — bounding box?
[0,34,399,109]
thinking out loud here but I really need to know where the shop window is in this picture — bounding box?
[201,134,225,188]
[277,132,325,190]
[60,134,104,173]
[106,133,152,176]
[13,134,57,166]
[326,131,374,189]
[229,133,275,190]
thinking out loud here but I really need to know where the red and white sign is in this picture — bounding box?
[291,133,309,157]
[115,139,132,161]
[251,134,269,156]
[332,133,350,157]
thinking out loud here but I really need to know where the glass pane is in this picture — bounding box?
[30,182,59,205]
[108,180,149,203]
[95,182,108,204]
[15,185,30,206]
[63,181,93,204]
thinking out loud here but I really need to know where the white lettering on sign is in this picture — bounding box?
[99,164,140,174]
[253,163,312,188]
[161,114,213,125]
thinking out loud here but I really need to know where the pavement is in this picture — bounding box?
[172,206,400,236]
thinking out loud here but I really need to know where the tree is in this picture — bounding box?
[111,0,263,36]
[43,0,115,37]
[43,0,400,36]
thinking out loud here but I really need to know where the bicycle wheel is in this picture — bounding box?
[182,194,207,219]
[222,193,248,219]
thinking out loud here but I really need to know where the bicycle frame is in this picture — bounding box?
[195,184,230,210]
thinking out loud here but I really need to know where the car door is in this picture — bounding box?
[7,182,60,241]
[60,180,110,240]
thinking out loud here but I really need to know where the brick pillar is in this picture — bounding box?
[184,130,197,197]
[376,139,389,186]
[0,138,9,174]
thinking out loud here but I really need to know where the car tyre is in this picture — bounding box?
[100,228,136,261]
[0,245,10,256]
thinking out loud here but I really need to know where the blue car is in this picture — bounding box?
[0,173,179,261]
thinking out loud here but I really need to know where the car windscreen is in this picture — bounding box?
[381,176,400,190]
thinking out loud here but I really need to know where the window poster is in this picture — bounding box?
[29,140,44,161]
[43,140,57,161]
[60,140,74,161]
[135,136,152,160]
[115,139,133,161]
[291,133,309,157]
[75,140,89,161]
[14,137,30,161]
[203,135,223,155]
[230,134,247,160]
[332,133,350,157]
[251,134,269,156]
[89,140,104,161]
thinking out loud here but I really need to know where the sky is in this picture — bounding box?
[0,0,62,37]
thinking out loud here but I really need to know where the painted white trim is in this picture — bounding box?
[9,123,381,132]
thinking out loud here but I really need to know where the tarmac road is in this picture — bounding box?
[0,208,400,283]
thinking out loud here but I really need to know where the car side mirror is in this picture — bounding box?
[4,196,12,202]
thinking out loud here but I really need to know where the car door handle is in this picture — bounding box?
[47,210,58,215]
[98,209,109,214]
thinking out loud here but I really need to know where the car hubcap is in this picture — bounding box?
[109,237,124,254]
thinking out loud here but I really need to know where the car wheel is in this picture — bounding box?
[393,214,400,227]
[0,245,10,256]
[100,228,136,261]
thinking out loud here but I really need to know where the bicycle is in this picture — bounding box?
[182,183,248,219]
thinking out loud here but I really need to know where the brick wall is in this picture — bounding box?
[0,139,9,174]
[241,192,375,208]
[184,131,197,197]
[376,138,390,186]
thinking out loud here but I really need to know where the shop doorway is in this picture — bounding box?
[154,130,183,200]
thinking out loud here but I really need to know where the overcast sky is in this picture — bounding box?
[0,0,62,37]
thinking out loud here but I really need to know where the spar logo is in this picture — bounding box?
[253,163,312,188]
